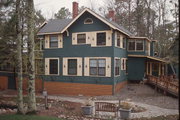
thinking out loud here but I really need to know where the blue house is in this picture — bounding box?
[37,2,167,96]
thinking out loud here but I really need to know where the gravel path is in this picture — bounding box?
[95,84,179,110]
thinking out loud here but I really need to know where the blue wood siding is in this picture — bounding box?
[127,57,145,81]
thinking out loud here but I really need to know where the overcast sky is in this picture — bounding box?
[34,0,107,19]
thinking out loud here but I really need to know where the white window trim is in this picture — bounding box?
[121,58,127,71]
[47,58,59,75]
[114,57,121,77]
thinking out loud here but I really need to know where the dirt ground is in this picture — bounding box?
[95,84,179,109]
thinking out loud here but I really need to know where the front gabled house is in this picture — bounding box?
[37,2,167,96]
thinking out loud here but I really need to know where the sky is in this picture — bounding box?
[34,0,107,19]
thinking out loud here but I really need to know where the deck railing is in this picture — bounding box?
[147,75,179,97]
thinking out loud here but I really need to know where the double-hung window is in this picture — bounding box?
[68,59,77,75]
[90,59,106,76]
[117,33,120,47]
[136,40,143,50]
[123,37,126,48]
[77,34,86,44]
[49,59,58,74]
[128,39,135,50]
[97,32,106,46]
[115,59,120,76]
[50,35,58,48]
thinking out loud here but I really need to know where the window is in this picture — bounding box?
[50,35,58,48]
[123,37,126,48]
[117,33,120,47]
[128,40,135,50]
[97,32,106,46]
[90,59,106,76]
[115,59,120,76]
[128,39,144,51]
[84,18,93,24]
[68,59,77,75]
[77,34,86,44]
[121,58,126,70]
[49,59,58,74]
[136,40,143,50]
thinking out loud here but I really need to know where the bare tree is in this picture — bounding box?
[27,0,36,113]
[16,0,24,114]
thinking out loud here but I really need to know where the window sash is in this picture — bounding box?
[50,35,58,48]
[136,40,143,50]
[97,32,106,46]
[123,38,126,48]
[117,34,120,47]
[115,59,120,75]
[89,59,106,76]
[77,34,86,44]
[49,59,58,74]
[128,40,135,50]
[68,59,77,75]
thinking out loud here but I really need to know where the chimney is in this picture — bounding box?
[72,2,78,19]
[108,10,115,21]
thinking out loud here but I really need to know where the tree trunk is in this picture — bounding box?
[27,0,36,113]
[16,0,24,114]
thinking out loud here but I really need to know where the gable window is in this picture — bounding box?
[128,39,135,50]
[90,59,106,76]
[50,35,58,48]
[84,18,93,24]
[49,59,58,74]
[136,40,143,50]
[97,32,106,46]
[77,34,86,44]
[115,58,120,76]
[68,59,77,75]
[123,37,126,48]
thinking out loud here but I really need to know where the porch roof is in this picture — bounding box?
[128,55,167,63]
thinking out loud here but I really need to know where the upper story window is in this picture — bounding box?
[128,39,144,51]
[97,32,106,46]
[136,40,143,50]
[49,59,58,74]
[123,37,126,48]
[50,35,58,48]
[77,34,86,44]
[84,18,93,24]
[128,39,135,50]
[68,59,77,75]
[90,59,106,76]
[117,33,120,47]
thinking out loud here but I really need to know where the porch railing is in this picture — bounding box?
[147,75,179,97]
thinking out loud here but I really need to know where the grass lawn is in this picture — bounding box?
[0,114,63,120]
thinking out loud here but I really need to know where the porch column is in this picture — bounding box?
[158,63,161,76]
[150,62,152,75]
[146,62,149,75]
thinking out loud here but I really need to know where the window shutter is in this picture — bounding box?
[114,31,117,47]
[86,32,91,44]
[72,33,77,45]
[63,58,68,75]
[45,35,49,48]
[106,57,111,77]
[77,58,82,76]
[120,34,123,48]
[58,34,63,48]
[84,57,89,76]
[90,32,96,47]
[106,31,112,46]
[45,58,49,75]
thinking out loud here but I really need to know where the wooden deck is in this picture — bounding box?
[147,75,179,97]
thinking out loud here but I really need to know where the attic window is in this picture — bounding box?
[84,18,93,24]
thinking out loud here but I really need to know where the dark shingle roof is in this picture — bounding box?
[38,9,133,36]
[38,19,72,34]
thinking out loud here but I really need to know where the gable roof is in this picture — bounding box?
[38,19,72,35]
[37,8,133,36]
